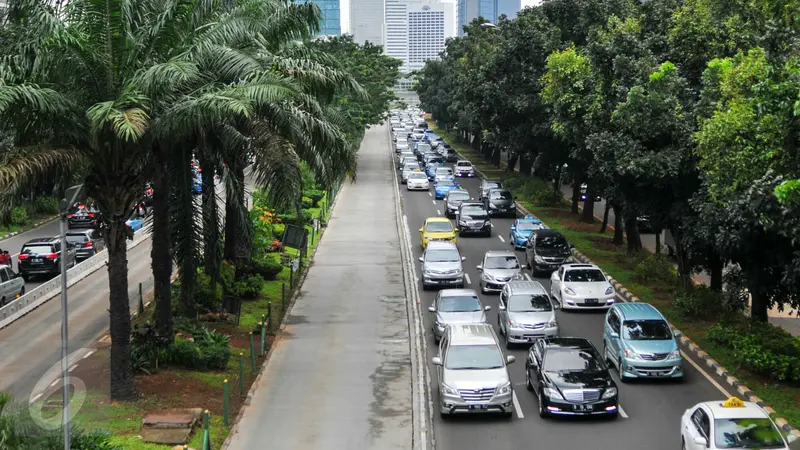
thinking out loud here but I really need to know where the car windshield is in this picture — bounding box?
[436,168,453,175]
[508,294,552,312]
[439,295,481,312]
[397,142,408,147]
[485,256,519,269]
[426,249,460,262]
[448,192,470,201]
[437,180,456,188]
[622,320,673,341]
[538,236,568,249]
[429,158,444,165]
[426,222,453,233]
[22,245,54,255]
[564,269,606,282]
[445,345,505,370]
[457,162,472,167]
[417,144,431,152]
[517,221,540,231]
[409,173,426,179]
[404,164,420,171]
[66,235,87,243]
[714,418,785,449]
[461,206,487,217]
[483,182,501,190]
[543,348,604,373]
[490,191,512,200]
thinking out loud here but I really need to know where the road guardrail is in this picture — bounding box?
[0,225,151,330]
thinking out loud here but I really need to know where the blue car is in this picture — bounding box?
[192,175,202,194]
[126,217,145,232]
[433,179,461,200]
[426,163,442,180]
[509,215,546,249]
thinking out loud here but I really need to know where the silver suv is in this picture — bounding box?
[419,241,465,290]
[433,323,515,418]
[477,250,523,294]
[498,281,560,348]
[429,289,490,342]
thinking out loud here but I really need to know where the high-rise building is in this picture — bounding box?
[498,0,521,20]
[456,0,520,35]
[385,0,455,73]
[351,0,385,45]
[298,0,342,36]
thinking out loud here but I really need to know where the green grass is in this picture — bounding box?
[429,119,800,429]
[0,213,56,238]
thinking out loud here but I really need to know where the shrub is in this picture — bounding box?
[273,223,286,239]
[252,254,284,280]
[708,318,800,381]
[10,207,28,226]
[504,176,563,207]
[301,196,313,209]
[304,189,325,207]
[276,210,312,225]
[674,286,725,321]
[32,196,59,215]
[195,270,223,313]
[633,254,677,285]
[220,260,236,293]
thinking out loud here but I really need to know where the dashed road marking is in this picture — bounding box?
[619,405,629,418]
[523,273,532,281]
[513,391,525,419]
[49,379,58,388]
[29,393,42,404]
[681,350,733,398]
[432,200,436,205]
[498,235,505,243]
[83,350,95,359]
[436,210,441,215]
[428,192,432,197]
[464,274,471,285]
[69,364,77,372]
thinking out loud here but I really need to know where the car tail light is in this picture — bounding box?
[85,240,93,248]
[87,213,95,217]
[69,214,75,218]
[18,254,29,260]
[46,253,59,260]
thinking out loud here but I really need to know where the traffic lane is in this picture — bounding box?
[0,236,155,400]
[1,218,62,294]
[398,170,726,449]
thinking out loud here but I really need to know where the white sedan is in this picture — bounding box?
[407,172,429,191]
[550,263,615,310]
[681,397,796,450]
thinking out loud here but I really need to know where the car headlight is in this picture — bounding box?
[484,220,491,226]
[668,349,681,359]
[605,286,614,295]
[508,319,521,329]
[602,387,617,399]
[424,268,433,275]
[564,287,576,296]
[543,387,563,400]
[498,382,512,394]
[624,348,642,360]
[547,318,558,328]
[442,384,458,395]
[534,255,545,263]
[513,272,524,280]
[483,272,493,281]
[459,220,467,226]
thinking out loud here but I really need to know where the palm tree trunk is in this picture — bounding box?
[233,160,252,263]
[178,255,197,319]
[199,150,221,286]
[223,193,238,262]
[151,144,173,341]
[106,217,137,401]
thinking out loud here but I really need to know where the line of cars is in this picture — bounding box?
[390,110,798,449]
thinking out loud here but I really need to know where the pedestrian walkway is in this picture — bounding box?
[226,126,413,449]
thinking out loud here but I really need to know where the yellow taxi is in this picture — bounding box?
[419,217,458,248]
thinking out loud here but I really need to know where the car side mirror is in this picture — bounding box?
[484,305,491,311]
[510,225,516,230]
[607,275,613,282]
[498,304,506,311]
[418,228,423,233]
[692,437,707,446]
[432,356,443,366]
[609,331,619,339]
[454,228,459,233]
[418,256,424,262]
[673,331,681,338]
[461,256,466,261]
[506,355,516,364]
[429,306,436,312]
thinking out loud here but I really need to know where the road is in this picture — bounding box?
[227,126,413,449]
[0,173,254,402]
[398,147,732,449]
[0,218,64,295]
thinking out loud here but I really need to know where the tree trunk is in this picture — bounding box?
[199,150,221,286]
[580,184,596,223]
[234,161,252,263]
[151,145,173,342]
[613,203,624,245]
[625,214,643,253]
[519,155,533,176]
[106,217,137,400]
[570,181,581,214]
[750,291,769,322]
[600,203,610,233]
[178,255,197,319]
[223,189,239,262]
[708,249,724,291]
[507,153,519,173]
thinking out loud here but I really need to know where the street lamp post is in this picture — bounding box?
[58,184,83,450]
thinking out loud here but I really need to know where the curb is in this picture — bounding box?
[0,216,58,243]
[219,187,345,450]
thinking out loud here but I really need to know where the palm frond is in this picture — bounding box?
[0,145,86,211]
[169,143,203,269]
[270,56,368,102]
[250,130,304,210]
[86,86,151,143]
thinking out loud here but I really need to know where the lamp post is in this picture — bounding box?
[58,184,83,450]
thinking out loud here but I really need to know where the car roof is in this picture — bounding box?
[426,241,458,251]
[484,250,516,258]
[534,229,563,237]
[24,238,57,244]
[447,189,469,195]
[460,202,484,208]
[540,337,595,350]
[439,289,479,297]
[506,281,547,295]
[613,303,665,321]
[448,324,497,346]
[563,263,599,270]
[456,160,471,164]
[482,180,502,185]
[435,167,452,171]
[425,217,452,224]
[0,264,11,270]
[489,188,511,193]
[517,217,542,223]
[703,400,770,420]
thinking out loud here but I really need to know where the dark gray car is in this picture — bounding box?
[17,237,77,281]
[66,229,106,262]
[479,180,503,201]
[484,188,516,217]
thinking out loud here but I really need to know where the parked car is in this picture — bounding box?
[0,264,25,305]
[17,237,77,281]
[498,281,559,347]
[428,289,490,342]
[66,229,106,262]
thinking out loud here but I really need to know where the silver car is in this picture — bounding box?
[498,281,560,348]
[432,323,515,417]
[419,241,465,290]
[477,250,524,294]
[429,289,490,342]
[395,140,410,152]
[402,162,421,183]
[397,151,414,168]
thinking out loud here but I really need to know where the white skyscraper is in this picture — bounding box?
[384,0,455,73]
[350,0,385,45]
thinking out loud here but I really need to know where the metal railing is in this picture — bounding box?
[0,226,151,329]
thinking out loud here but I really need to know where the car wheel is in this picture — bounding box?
[526,367,533,391]
[525,254,530,269]
[603,342,613,367]
[537,390,549,418]
[21,274,29,282]
[681,438,686,450]
[19,287,25,297]
[504,331,512,349]
[504,410,513,418]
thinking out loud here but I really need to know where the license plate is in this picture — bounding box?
[584,298,599,305]
[527,337,536,343]
[574,404,593,412]
[469,404,488,410]
[32,258,43,263]
[649,371,666,377]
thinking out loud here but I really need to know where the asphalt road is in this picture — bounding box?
[397,146,728,450]
[0,218,64,295]
[228,126,413,449]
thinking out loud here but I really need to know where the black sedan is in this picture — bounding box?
[525,337,619,418]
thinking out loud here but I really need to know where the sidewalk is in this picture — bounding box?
[225,126,412,449]
[494,147,800,335]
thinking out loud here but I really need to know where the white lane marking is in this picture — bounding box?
[512,391,525,419]
[464,274,471,285]
[12,252,19,258]
[498,235,505,243]
[523,273,532,281]
[432,200,436,205]
[490,223,494,228]
[619,405,629,419]
[29,393,42,404]
[83,350,95,359]
[69,364,77,372]
[428,192,432,197]
[49,380,58,388]
[436,210,441,215]
[681,350,733,398]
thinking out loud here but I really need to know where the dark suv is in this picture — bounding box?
[484,188,516,217]
[17,238,77,281]
[67,205,102,229]
[479,180,504,201]
[66,229,106,262]
[456,202,492,237]
[524,229,572,276]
